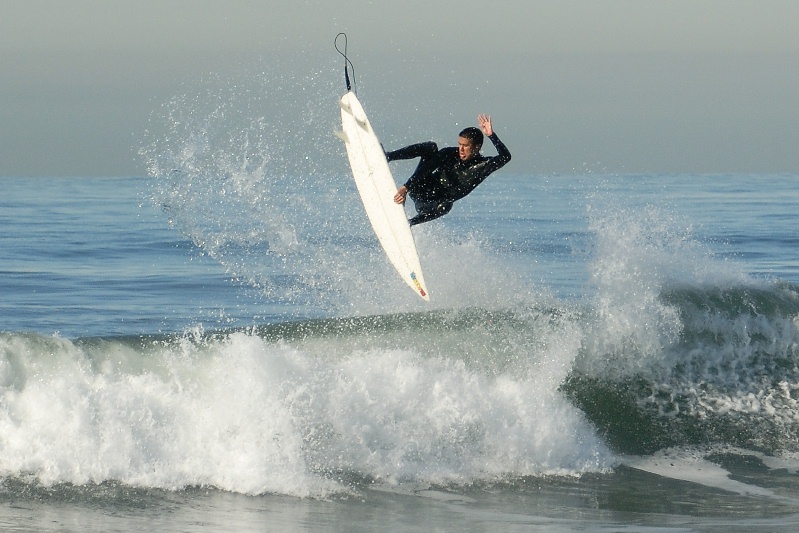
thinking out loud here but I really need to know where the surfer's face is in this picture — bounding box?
[458,136,478,161]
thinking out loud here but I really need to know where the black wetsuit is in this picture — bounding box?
[386,133,511,225]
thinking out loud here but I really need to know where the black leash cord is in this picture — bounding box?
[334,32,356,93]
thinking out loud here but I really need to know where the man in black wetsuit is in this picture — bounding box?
[387,114,511,226]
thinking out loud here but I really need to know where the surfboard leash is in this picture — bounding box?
[335,32,357,94]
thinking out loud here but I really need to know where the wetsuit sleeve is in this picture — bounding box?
[484,133,511,172]
[385,142,438,162]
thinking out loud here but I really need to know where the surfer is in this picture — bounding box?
[388,114,511,226]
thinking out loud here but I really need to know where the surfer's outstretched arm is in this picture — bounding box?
[385,142,437,162]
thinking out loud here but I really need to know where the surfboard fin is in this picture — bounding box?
[338,99,352,113]
[334,129,348,142]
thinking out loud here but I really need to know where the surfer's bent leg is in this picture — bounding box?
[409,202,452,226]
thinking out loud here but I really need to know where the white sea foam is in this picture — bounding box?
[0,327,612,497]
[578,200,750,376]
[625,447,799,506]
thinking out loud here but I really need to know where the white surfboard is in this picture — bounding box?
[336,91,430,301]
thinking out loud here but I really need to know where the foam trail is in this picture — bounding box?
[625,451,797,502]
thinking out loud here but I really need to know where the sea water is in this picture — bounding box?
[2,173,799,532]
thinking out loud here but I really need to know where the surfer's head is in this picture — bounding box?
[458,127,483,160]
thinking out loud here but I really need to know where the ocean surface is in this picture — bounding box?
[3,170,799,532]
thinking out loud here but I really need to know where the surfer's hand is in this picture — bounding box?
[478,114,493,136]
[394,186,407,204]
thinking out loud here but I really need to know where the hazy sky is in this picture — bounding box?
[2,0,798,176]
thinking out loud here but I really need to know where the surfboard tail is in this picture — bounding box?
[338,96,352,113]
[340,93,368,128]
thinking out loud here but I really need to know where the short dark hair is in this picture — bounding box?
[459,127,483,148]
